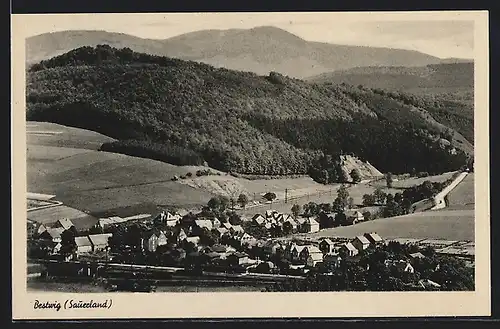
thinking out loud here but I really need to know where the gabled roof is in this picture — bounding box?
[365,232,383,242]
[355,235,371,245]
[88,233,112,246]
[56,218,74,230]
[231,225,244,232]
[293,245,307,253]
[186,236,201,244]
[75,236,92,247]
[409,252,426,259]
[215,227,228,235]
[194,219,213,230]
[43,227,65,239]
[345,210,364,218]
[222,222,232,229]
[308,252,324,261]
[302,245,322,254]
[344,242,357,252]
[308,217,320,225]
[295,217,307,224]
[320,238,335,246]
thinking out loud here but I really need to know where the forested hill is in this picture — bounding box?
[26,45,472,182]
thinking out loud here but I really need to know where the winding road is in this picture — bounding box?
[431,172,469,210]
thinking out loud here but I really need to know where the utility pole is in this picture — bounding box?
[285,189,288,204]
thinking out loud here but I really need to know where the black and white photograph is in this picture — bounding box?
[12,11,490,319]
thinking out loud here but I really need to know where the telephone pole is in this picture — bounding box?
[285,189,288,204]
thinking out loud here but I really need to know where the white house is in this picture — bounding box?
[342,242,359,257]
[352,235,371,252]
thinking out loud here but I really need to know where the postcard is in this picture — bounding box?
[11,10,490,319]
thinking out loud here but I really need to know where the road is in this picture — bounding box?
[431,172,469,210]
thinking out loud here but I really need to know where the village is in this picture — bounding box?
[27,193,474,292]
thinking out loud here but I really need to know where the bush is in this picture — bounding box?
[186,172,193,178]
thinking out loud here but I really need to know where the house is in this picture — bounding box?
[385,260,415,273]
[238,233,254,244]
[303,217,320,233]
[39,227,65,243]
[409,252,426,260]
[265,210,278,219]
[36,223,49,235]
[394,261,415,273]
[323,254,342,268]
[364,232,383,245]
[142,231,160,253]
[222,222,233,230]
[213,227,228,238]
[341,242,359,257]
[291,245,307,262]
[165,212,181,227]
[345,210,364,223]
[419,279,441,290]
[263,241,283,256]
[306,252,324,267]
[177,229,188,243]
[87,233,113,252]
[54,218,74,230]
[194,220,213,231]
[252,214,266,226]
[319,238,335,254]
[299,245,323,263]
[231,225,244,234]
[75,236,93,254]
[212,217,221,228]
[186,236,201,246]
[227,252,250,266]
[352,235,371,252]
[157,231,168,247]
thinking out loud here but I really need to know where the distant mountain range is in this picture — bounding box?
[25,26,471,78]
[306,62,474,95]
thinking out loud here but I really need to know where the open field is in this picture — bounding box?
[447,173,475,210]
[308,208,474,241]
[369,171,457,189]
[27,122,358,215]
[27,121,116,150]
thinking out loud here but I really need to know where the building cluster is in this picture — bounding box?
[32,218,113,259]
[252,210,320,233]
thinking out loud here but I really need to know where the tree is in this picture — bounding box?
[60,228,77,256]
[362,194,376,206]
[362,211,372,221]
[373,188,387,205]
[228,212,242,225]
[385,173,393,188]
[348,197,355,209]
[304,202,319,217]
[237,193,249,209]
[350,169,361,184]
[319,203,333,214]
[263,192,277,207]
[291,204,301,218]
[335,212,347,226]
[337,185,349,207]
[208,195,230,214]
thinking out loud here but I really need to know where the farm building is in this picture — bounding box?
[87,233,113,252]
[352,235,371,252]
[75,236,93,254]
[342,242,359,257]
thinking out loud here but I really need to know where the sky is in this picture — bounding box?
[17,12,476,59]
